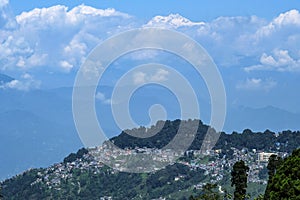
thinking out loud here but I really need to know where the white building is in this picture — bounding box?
[257,152,276,162]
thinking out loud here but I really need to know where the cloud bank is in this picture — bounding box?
[0,4,134,72]
[0,3,300,91]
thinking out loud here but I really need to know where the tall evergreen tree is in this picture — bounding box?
[264,149,300,200]
[231,160,249,200]
[0,186,3,199]
[267,154,282,177]
[264,154,282,200]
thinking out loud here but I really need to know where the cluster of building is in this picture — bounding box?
[179,147,288,188]
[29,143,288,196]
[89,142,183,172]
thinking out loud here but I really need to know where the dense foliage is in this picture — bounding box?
[113,119,300,154]
[263,154,282,199]
[264,148,300,200]
[63,148,88,164]
[231,161,249,200]
[1,163,205,200]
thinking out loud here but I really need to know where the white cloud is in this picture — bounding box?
[133,71,146,85]
[28,53,48,67]
[192,15,267,67]
[0,4,300,83]
[245,49,300,72]
[145,11,300,69]
[95,92,111,104]
[274,9,300,26]
[16,5,130,28]
[0,73,40,91]
[256,10,300,38]
[0,4,133,72]
[150,69,169,82]
[132,69,169,85]
[63,36,87,57]
[0,0,8,8]
[67,5,130,22]
[59,60,74,72]
[15,53,48,69]
[16,5,68,28]
[210,11,300,68]
[236,78,277,91]
[146,14,205,28]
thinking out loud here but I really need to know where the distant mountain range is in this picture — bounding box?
[1,72,300,180]
[225,105,300,132]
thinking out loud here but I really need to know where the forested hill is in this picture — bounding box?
[112,119,300,153]
[1,119,300,199]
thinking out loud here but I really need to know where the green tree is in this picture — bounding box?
[264,148,300,200]
[267,154,282,178]
[231,160,249,200]
[264,154,282,200]
[0,188,3,199]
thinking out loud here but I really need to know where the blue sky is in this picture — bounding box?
[8,0,300,21]
[1,0,300,114]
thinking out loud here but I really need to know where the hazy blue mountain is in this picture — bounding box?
[224,105,300,133]
[1,85,300,180]
[0,73,14,85]
[0,109,82,180]
[0,87,83,180]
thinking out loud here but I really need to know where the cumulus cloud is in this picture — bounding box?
[245,49,300,72]
[59,60,74,72]
[236,78,277,91]
[133,71,146,85]
[145,10,300,69]
[0,73,41,91]
[132,69,169,85]
[95,92,111,104]
[0,4,133,72]
[255,9,300,38]
[150,69,169,82]
[0,3,300,93]
[146,14,205,28]
[15,5,130,27]
[16,53,48,68]
[145,13,268,67]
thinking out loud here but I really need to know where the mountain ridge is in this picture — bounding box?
[1,119,300,199]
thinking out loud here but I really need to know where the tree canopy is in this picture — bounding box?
[231,160,249,200]
[264,148,300,200]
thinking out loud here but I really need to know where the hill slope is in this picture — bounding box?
[1,119,300,199]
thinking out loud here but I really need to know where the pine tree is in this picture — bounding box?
[0,186,3,199]
[264,154,282,200]
[231,160,249,200]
